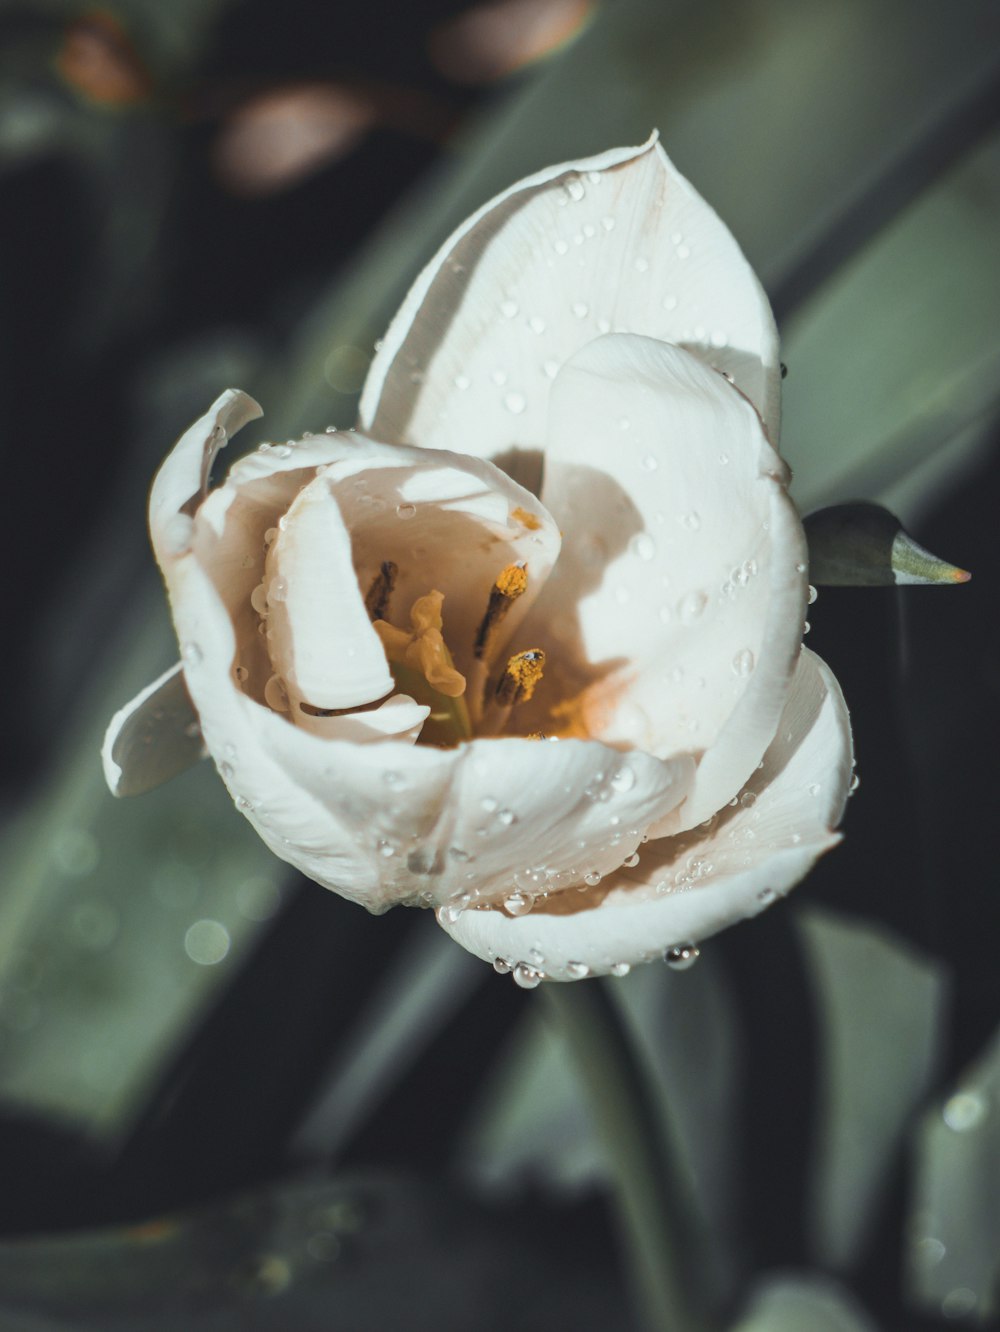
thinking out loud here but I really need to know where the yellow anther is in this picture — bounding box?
[474,563,528,658]
[495,649,545,707]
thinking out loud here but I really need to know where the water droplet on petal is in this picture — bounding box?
[498,808,516,826]
[849,772,861,794]
[680,511,701,531]
[396,503,416,520]
[504,891,533,917]
[453,374,470,391]
[807,782,821,797]
[732,648,755,677]
[664,942,700,970]
[563,176,585,202]
[679,590,707,623]
[493,957,512,975]
[513,962,543,989]
[181,642,203,666]
[264,675,290,711]
[629,532,655,562]
[566,960,590,979]
[499,298,519,318]
[584,871,602,887]
[268,576,288,604]
[571,302,588,319]
[504,391,526,415]
[611,766,636,793]
[528,315,546,334]
[807,584,818,605]
[610,961,631,977]
[622,852,640,868]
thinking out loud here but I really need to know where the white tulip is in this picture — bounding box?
[104,135,852,979]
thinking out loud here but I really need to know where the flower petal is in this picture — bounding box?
[253,716,694,913]
[515,334,807,829]
[264,469,396,711]
[360,135,780,481]
[101,663,203,797]
[439,648,852,978]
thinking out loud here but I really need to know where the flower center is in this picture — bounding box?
[369,563,545,747]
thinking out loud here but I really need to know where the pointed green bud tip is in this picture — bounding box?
[804,502,971,587]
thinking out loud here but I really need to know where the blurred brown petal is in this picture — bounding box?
[213,84,376,198]
[429,0,595,86]
[55,10,153,107]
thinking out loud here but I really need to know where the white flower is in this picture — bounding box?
[104,135,852,981]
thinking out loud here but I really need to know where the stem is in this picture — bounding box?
[541,979,716,1332]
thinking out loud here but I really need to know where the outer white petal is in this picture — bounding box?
[253,711,694,914]
[102,663,203,797]
[516,335,807,830]
[360,135,780,479]
[440,649,852,979]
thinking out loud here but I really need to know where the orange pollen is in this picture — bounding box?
[496,649,545,706]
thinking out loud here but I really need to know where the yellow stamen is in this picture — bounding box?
[374,589,471,745]
[495,649,545,707]
[474,563,528,659]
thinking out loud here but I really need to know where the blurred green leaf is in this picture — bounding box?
[906,1026,1000,1326]
[796,906,947,1269]
[0,1170,624,1331]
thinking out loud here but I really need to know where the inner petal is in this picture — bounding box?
[515,335,804,794]
[265,470,395,712]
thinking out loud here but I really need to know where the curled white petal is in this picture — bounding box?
[516,334,806,829]
[360,134,780,478]
[439,649,852,978]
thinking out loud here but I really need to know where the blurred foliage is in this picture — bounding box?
[1,0,998,1328]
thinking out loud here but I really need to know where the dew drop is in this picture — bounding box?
[481,796,498,813]
[611,765,636,793]
[676,244,691,259]
[438,902,464,926]
[664,943,699,971]
[499,298,519,318]
[504,391,526,415]
[553,238,569,256]
[543,360,560,379]
[528,315,546,334]
[493,957,512,975]
[566,961,590,979]
[513,963,542,989]
[498,808,516,826]
[757,887,777,906]
[181,642,203,666]
[571,302,589,320]
[622,852,640,868]
[453,374,471,391]
[268,576,288,604]
[490,368,507,386]
[807,584,818,605]
[504,892,532,917]
[634,256,649,273]
[629,532,656,563]
[679,590,707,623]
[601,215,615,231]
[849,772,861,794]
[718,452,730,465]
[942,1091,987,1132]
[234,665,249,683]
[640,454,659,473]
[795,562,807,574]
[395,503,416,520]
[264,675,290,711]
[563,176,585,202]
[584,871,602,887]
[235,795,254,813]
[250,583,269,614]
[610,961,631,977]
[740,790,757,808]
[378,841,395,858]
[732,648,755,677]
[680,511,701,531]
[807,782,821,797]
